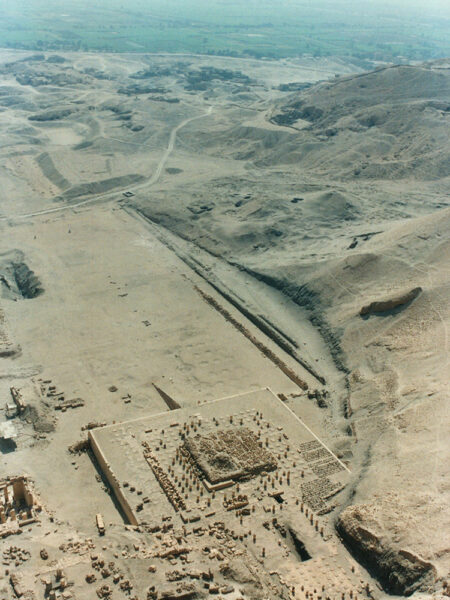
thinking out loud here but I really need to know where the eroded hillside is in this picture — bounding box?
[134,62,450,594]
[0,50,448,598]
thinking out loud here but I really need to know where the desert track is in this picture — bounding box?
[0,105,213,221]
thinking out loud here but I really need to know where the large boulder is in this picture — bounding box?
[360,287,422,316]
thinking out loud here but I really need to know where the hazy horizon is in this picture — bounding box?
[0,0,448,61]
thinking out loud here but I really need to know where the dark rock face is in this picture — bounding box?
[12,262,44,299]
[29,107,75,121]
[185,66,252,90]
[337,505,437,595]
[360,287,422,316]
[272,101,324,126]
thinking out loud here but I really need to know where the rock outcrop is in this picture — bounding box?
[360,287,422,316]
[337,504,437,595]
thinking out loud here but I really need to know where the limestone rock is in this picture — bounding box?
[337,504,436,595]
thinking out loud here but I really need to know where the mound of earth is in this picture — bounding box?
[36,152,71,190]
[22,402,55,434]
[60,174,145,200]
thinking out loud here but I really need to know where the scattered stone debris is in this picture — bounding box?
[307,388,329,408]
[10,572,35,599]
[3,545,30,565]
[41,568,71,598]
[96,583,112,598]
[54,398,84,411]
[184,427,277,484]
[68,439,89,454]
[81,421,107,431]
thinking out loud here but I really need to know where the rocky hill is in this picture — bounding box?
[135,61,450,595]
[266,62,450,181]
[187,62,450,183]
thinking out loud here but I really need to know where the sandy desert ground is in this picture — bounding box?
[0,50,448,600]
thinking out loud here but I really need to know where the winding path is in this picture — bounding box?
[149,105,212,186]
[0,105,213,221]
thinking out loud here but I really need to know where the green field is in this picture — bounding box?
[0,0,449,61]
